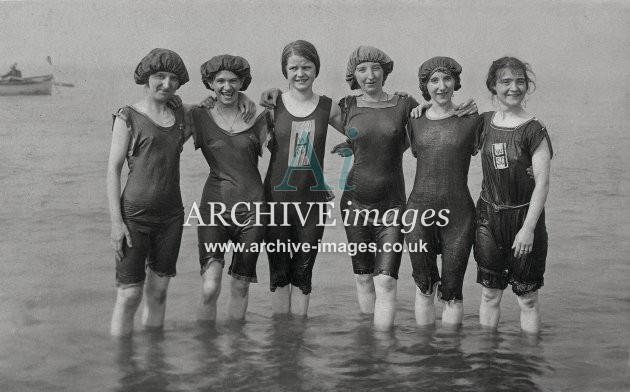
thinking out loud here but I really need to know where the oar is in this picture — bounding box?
[46,56,75,89]
[54,81,75,87]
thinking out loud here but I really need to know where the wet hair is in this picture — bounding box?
[281,40,320,78]
[485,56,536,95]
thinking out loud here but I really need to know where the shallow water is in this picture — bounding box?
[0,69,629,392]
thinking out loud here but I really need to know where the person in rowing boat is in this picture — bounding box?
[1,63,22,80]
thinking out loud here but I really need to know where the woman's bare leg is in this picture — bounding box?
[479,287,503,329]
[517,291,540,334]
[110,285,143,337]
[415,285,437,326]
[272,286,290,315]
[228,277,250,320]
[197,262,223,321]
[373,274,397,331]
[355,274,376,314]
[290,286,310,316]
[142,270,170,328]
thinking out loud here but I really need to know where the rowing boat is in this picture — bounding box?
[0,74,53,96]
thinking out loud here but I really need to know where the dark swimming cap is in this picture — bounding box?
[418,56,462,101]
[200,55,252,91]
[134,48,189,86]
[345,46,394,90]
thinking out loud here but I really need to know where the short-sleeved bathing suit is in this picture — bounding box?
[113,106,186,287]
[264,95,333,295]
[474,112,553,296]
[340,95,418,278]
[406,114,481,301]
[192,108,271,282]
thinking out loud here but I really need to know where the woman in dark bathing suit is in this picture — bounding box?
[340,49,479,331]
[406,57,480,328]
[339,46,419,331]
[107,49,191,337]
[263,40,345,317]
[192,55,271,322]
[474,57,552,334]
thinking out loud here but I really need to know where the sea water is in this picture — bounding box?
[0,69,628,392]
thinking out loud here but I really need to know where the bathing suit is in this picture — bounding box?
[406,113,482,301]
[192,108,271,282]
[113,105,186,286]
[264,95,333,295]
[474,112,553,295]
[339,94,418,278]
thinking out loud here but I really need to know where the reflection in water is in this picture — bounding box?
[189,323,222,389]
[109,318,551,391]
[463,331,549,392]
[114,330,174,392]
[320,322,549,392]
[265,315,310,390]
[114,336,139,391]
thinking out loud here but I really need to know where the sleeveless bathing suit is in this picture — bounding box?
[264,95,333,294]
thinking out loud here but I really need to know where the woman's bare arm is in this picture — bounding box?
[512,141,551,257]
[107,117,133,261]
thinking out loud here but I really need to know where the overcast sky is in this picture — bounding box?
[1,0,628,108]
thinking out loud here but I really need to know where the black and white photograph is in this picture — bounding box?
[1,1,628,391]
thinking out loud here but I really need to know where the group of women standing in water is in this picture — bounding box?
[107,41,552,337]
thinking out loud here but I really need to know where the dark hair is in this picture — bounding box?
[281,40,320,78]
[485,56,535,95]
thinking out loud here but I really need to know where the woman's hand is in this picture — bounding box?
[260,88,282,109]
[238,93,256,123]
[512,228,534,258]
[526,166,534,179]
[410,102,431,118]
[198,94,255,122]
[454,98,478,117]
[199,95,216,108]
[331,140,354,157]
[167,95,183,110]
[111,221,132,262]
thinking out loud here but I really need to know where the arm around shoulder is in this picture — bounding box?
[182,103,198,141]
[329,103,345,134]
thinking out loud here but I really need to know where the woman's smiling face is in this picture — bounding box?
[494,67,528,108]
[210,70,243,106]
[427,71,455,105]
[285,55,317,92]
[353,62,384,95]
